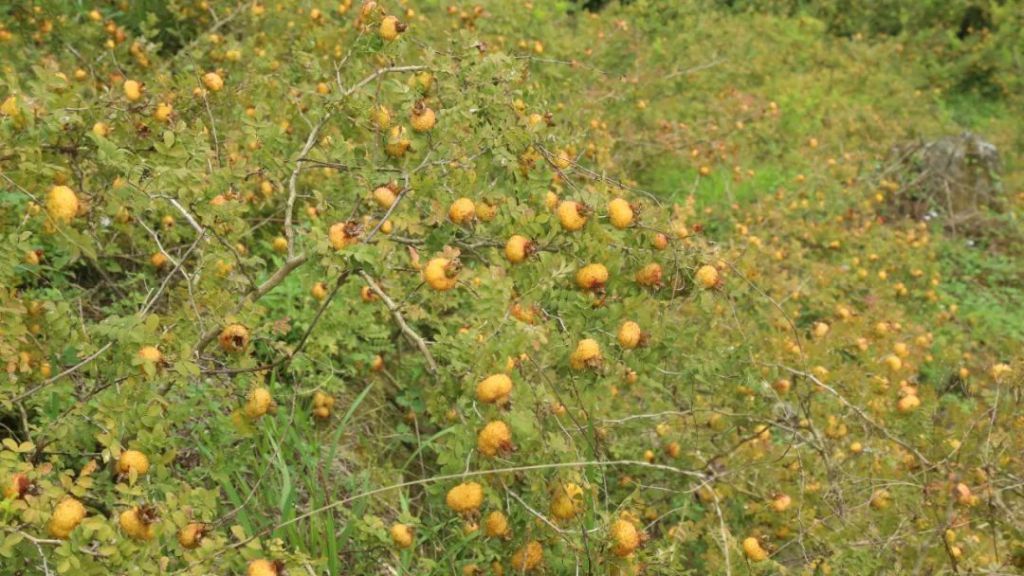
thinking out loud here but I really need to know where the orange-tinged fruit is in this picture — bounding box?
[123,79,142,101]
[218,324,250,353]
[446,482,484,513]
[635,262,662,287]
[245,387,274,419]
[557,200,588,231]
[570,338,601,370]
[576,263,609,290]
[178,522,205,548]
[311,281,329,301]
[610,519,640,557]
[695,264,719,289]
[328,221,361,249]
[138,345,162,365]
[618,321,642,349]
[771,493,792,512]
[119,507,155,540]
[897,393,920,413]
[272,236,288,253]
[510,540,543,572]
[742,536,769,561]
[46,185,79,223]
[4,473,30,499]
[391,523,414,548]
[411,100,436,132]
[379,15,406,41]
[476,374,513,405]
[424,257,459,291]
[48,497,87,539]
[477,420,513,457]
[608,198,634,229]
[117,449,150,477]
[449,197,476,223]
[505,235,533,263]
[202,72,224,92]
[484,511,508,538]
[154,102,172,122]
[372,185,397,208]
[247,559,280,576]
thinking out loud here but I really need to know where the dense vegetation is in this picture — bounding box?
[1,1,1021,574]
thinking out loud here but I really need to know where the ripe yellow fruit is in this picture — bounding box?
[695,264,719,289]
[48,497,87,539]
[446,482,484,513]
[371,105,391,130]
[549,483,582,520]
[178,522,205,548]
[245,387,274,419]
[390,523,414,548]
[271,236,288,254]
[610,519,640,557]
[449,198,476,224]
[423,257,459,291]
[607,198,634,229]
[870,489,891,510]
[150,252,168,269]
[505,235,533,264]
[92,121,110,137]
[379,15,406,41]
[3,474,30,499]
[618,321,643,349]
[635,262,662,287]
[202,72,224,92]
[884,354,903,372]
[311,281,329,301]
[46,185,79,224]
[476,201,497,222]
[557,201,588,231]
[218,324,250,353]
[477,421,513,457]
[476,374,513,405]
[742,536,769,562]
[652,233,669,250]
[138,345,162,365]
[570,338,601,370]
[117,449,150,477]
[123,79,143,101]
[773,379,791,394]
[576,263,609,291]
[247,559,280,576]
[372,185,397,208]
[154,102,173,122]
[328,221,361,250]
[510,540,543,572]
[896,393,920,413]
[411,101,436,132]
[119,507,155,540]
[385,125,411,157]
[771,493,792,512]
[484,511,508,538]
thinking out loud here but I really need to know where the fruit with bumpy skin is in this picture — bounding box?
[154,102,172,122]
[48,497,87,539]
[424,257,459,291]
[411,100,435,132]
[635,263,662,287]
[618,321,642,349]
[610,519,640,557]
[202,72,223,92]
[123,79,143,101]
[505,235,533,264]
[742,537,769,561]
[247,560,280,576]
[650,233,668,250]
[178,522,205,548]
[312,390,334,420]
[549,484,582,520]
[446,482,484,513]
[476,374,513,405]
[391,523,414,548]
[608,198,634,229]
[272,236,288,254]
[385,125,411,157]
[477,420,513,457]
[117,450,150,477]
[119,507,155,540]
[510,540,543,572]
[372,184,397,208]
[570,338,601,370]
[379,15,406,41]
[244,387,273,419]
[695,264,719,289]
[449,198,476,224]
[771,493,792,512]
[576,263,608,290]
[557,200,588,231]
[218,324,250,353]
[138,345,162,366]
[370,105,391,130]
[328,221,361,250]
[46,185,79,223]
[484,511,508,538]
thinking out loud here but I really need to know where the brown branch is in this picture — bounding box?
[359,271,437,375]
[285,113,332,258]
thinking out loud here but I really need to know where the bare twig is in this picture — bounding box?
[359,271,437,375]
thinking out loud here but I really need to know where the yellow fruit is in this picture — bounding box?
[870,489,891,510]
[150,252,168,269]
[3,473,30,499]
[423,257,459,291]
[773,379,791,394]
[484,511,508,538]
[618,321,643,349]
[123,79,143,101]
[119,507,155,540]
[695,265,719,289]
[178,522,205,548]
[771,493,792,512]
[896,393,920,413]
[449,198,476,224]
[476,374,513,405]
[411,101,435,132]
[742,536,768,562]
[372,185,397,208]
[477,421,513,457]
[138,345,162,366]
[553,149,572,169]
[154,102,172,122]
[328,221,361,250]
[390,523,414,548]
[510,540,543,572]
[48,497,87,539]
[46,185,79,224]
[635,263,662,287]
[202,72,224,92]
[610,519,640,557]
[370,105,391,130]
[245,387,274,419]
[0,95,18,117]
[557,201,588,231]
[608,198,634,229]
[218,324,250,353]
[117,449,150,477]
[544,190,559,210]
[549,484,582,520]
[272,236,288,253]
[576,263,609,290]
[92,121,110,137]
[247,559,280,576]
[311,281,329,301]
[505,235,533,264]
[884,354,903,372]
[385,125,411,157]
[446,482,484,513]
[379,15,405,41]
[476,201,497,222]
[570,338,601,370]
